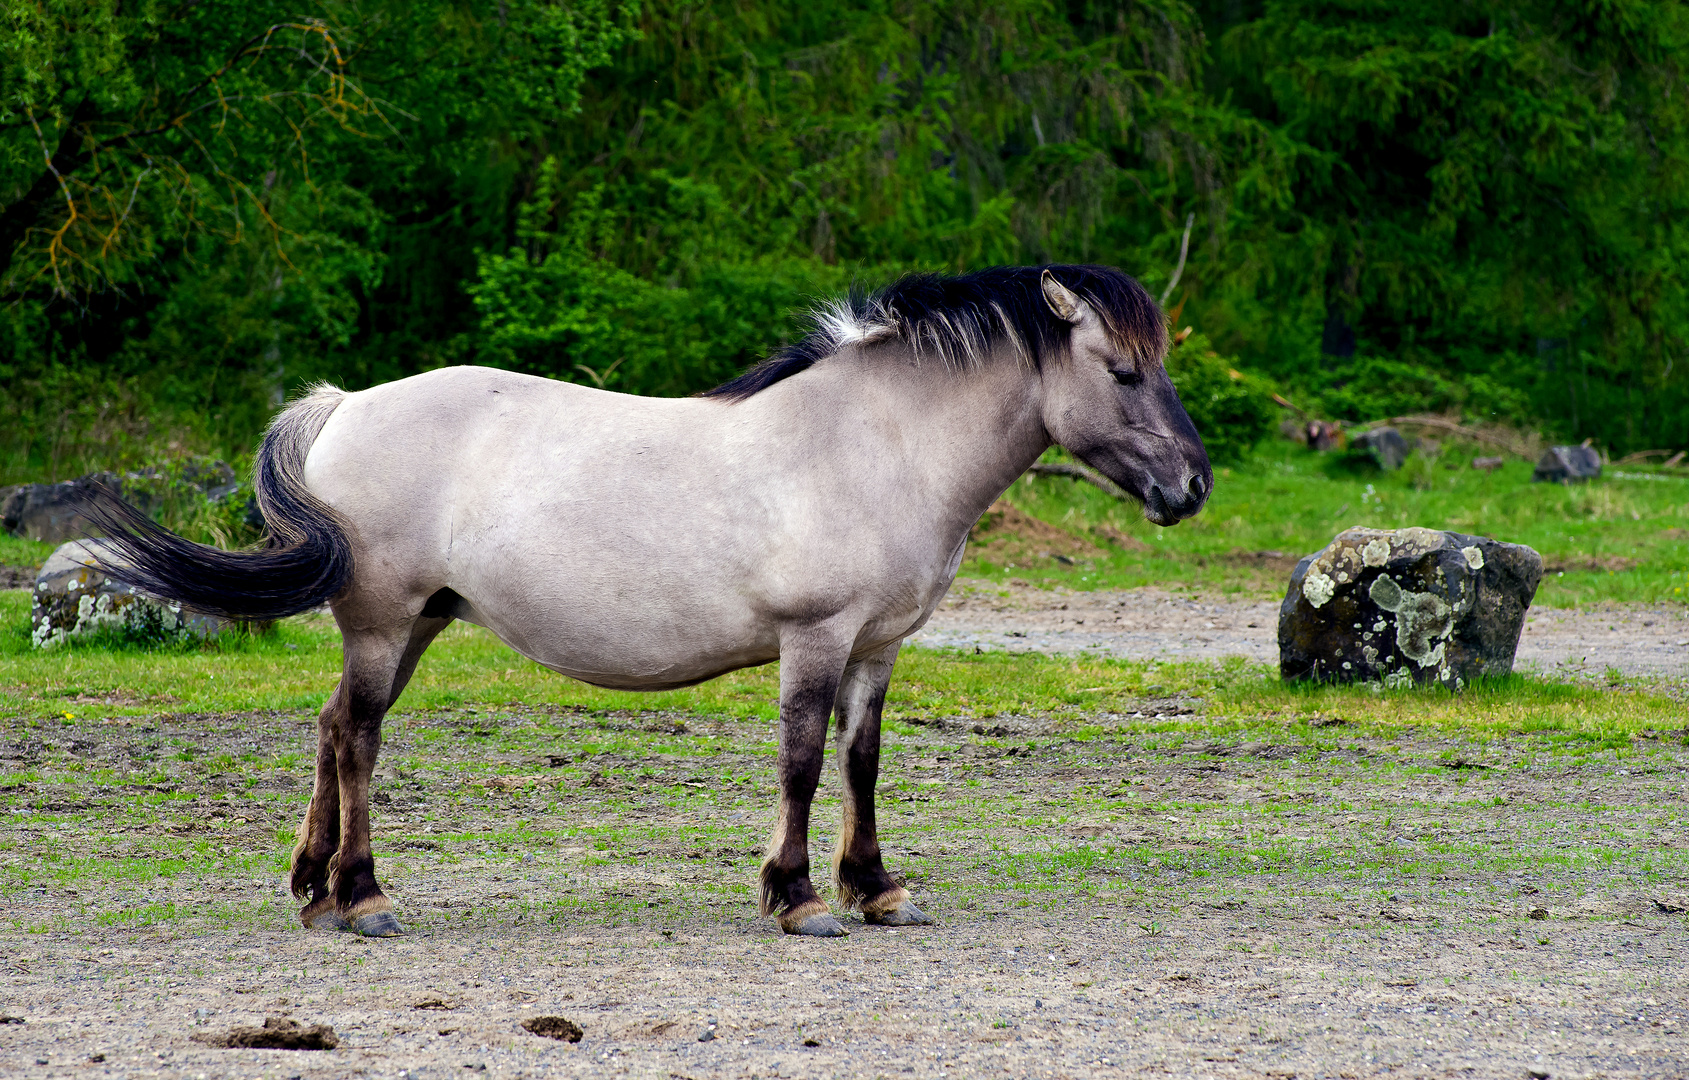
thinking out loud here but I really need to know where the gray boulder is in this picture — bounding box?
[1,475,118,543]
[31,539,242,649]
[2,460,241,543]
[1532,445,1602,484]
[1279,527,1543,689]
[1351,426,1411,470]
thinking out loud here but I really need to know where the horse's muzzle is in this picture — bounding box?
[1143,474,1208,526]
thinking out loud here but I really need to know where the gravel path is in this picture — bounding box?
[914,578,1689,682]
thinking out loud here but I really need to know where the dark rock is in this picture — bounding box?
[2,460,241,543]
[192,1016,338,1050]
[522,1015,583,1042]
[1351,427,1410,470]
[1,475,118,543]
[1279,527,1543,688]
[1,565,36,589]
[1532,445,1602,484]
[30,539,250,648]
[1471,456,1505,473]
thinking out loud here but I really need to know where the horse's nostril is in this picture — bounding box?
[1189,475,1206,500]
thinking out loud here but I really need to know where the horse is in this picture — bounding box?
[81,265,1212,938]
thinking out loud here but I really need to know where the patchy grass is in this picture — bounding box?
[975,441,1689,607]
[4,591,1681,744]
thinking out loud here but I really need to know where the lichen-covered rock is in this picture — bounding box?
[1532,445,1602,484]
[1279,527,1543,688]
[31,539,240,649]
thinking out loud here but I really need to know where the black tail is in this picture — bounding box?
[79,385,354,622]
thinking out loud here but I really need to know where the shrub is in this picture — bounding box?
[1164,333,1277,463]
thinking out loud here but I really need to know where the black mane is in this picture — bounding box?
[702,264,1166,401]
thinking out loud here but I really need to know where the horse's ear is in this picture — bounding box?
[1040,270,1081,323]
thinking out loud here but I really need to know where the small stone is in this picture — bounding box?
[1532,445,1602,484]
[1352,427,1410,470]
[521,1016,582,1042]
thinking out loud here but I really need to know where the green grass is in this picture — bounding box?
[3,591,1681,741]
[0,533,56,568]
[976,440,1689,607]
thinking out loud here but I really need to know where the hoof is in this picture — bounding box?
[783,912,848,937]
[866,900,935,927]
[352,911,404,938]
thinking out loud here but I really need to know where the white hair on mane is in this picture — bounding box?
[810,296,1028,369]
[812,297,896,350]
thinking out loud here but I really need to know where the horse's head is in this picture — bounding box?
[1037,271,1212,526]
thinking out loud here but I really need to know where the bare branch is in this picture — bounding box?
[1158,212,1194,307]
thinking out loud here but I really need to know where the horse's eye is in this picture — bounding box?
[1110,368,1140,386]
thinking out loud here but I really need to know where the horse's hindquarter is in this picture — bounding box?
[304,367,963,688]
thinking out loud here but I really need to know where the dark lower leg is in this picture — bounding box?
[835,736,902,911]
[329,709,390,918]
[832,644,928,925]
[759,659,844,932]
[323,623,435,933]
[291,689,344,926]
[760,696,829,917]
[833,656,903,911]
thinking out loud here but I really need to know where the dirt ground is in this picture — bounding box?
[916,579,1689,684]
[2,685,1687,1080]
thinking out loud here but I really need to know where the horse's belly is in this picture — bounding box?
[461,592,780,691]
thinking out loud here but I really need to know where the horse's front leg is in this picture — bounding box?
[761,630,852,937]
[833,641,933,926]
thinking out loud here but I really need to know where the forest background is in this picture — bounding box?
[3,0,1687,483]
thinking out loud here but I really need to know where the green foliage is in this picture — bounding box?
[1193,0,1689,447]
[1163,333,1276,462]
[3,0,1688,483]
[467,164,846,392]
[0,0,628,479]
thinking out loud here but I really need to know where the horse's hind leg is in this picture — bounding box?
[292,683,348,929]
[292,614,451,935]
[833,641,933,927]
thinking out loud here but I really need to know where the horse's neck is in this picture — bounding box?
[825,348,1052,527]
